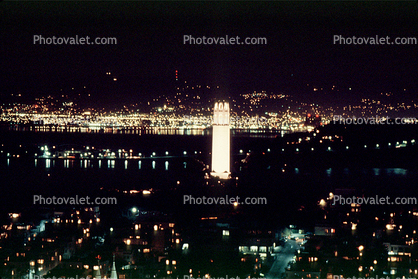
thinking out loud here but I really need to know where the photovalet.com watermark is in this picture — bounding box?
[33,195,117,205]
[333,35,417,45]
[28,277,267,279]
[333,276,416,279]
[183,115,268,125]
[29,276,91,279]
[184,276,265,279]
[33,35,117,45]
[183,35,267,45]
[183,195,267,205]
[332,195,417,206]
[332,115,418,125]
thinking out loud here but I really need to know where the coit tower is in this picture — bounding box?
[211,101,230,179]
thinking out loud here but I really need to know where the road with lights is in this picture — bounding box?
[266,239,298,279]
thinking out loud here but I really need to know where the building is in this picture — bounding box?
[211,102,230,179]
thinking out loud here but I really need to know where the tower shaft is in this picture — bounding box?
[211,102,230,178]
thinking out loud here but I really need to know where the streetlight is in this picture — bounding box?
[358,245,364,256]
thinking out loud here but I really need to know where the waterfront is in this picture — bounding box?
[1,128,417,217]
[2,123,290,138]
[2,124,418,278]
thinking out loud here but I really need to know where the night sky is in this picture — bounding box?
[1,2,417,105]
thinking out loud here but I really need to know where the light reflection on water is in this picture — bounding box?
[322,167,408,177]
[326,168,332,177]
[8,125,287,138]
[2,157,412,178]
[386,168,408,176]
[35,158,188,171]
[27,157,191,171]
[108,160,115,169]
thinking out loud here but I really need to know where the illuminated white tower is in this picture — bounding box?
[93,260,102,279]
[211,101,230,179]
[110,254,118,279]
[28,261,35,279]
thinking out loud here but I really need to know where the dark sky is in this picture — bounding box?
[1,2,417,105]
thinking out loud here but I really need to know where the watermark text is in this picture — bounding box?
[33,35,117,45]
[332,195,417,206]
[33,195,117,205]
[332,115,418,125]
[184,35,267,45]
[334,35,417,45]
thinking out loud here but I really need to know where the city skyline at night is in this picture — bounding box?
[2,2,417,109]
